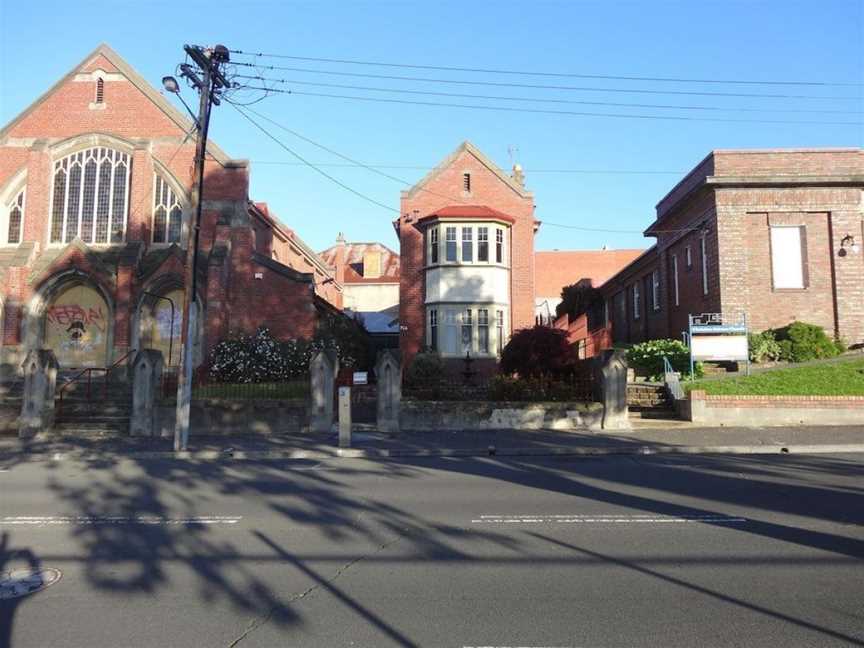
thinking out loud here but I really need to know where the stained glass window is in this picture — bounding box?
[50,148,130,244]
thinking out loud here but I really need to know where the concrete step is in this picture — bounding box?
[53,422,129,435]
[629,407,679,420]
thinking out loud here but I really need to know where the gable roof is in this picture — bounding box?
[534,249,646,298]
[402,140,531,200]
[0,43,230,163]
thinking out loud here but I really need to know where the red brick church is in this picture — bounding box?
[0,43,342,376]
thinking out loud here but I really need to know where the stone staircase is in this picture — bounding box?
[53,371,132,436]
[627,383,678,420]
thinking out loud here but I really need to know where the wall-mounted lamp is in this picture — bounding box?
[840,234,860,256]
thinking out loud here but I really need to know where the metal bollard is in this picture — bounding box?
[338,386,351,448]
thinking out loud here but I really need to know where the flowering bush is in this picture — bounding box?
[626,338,700,379]
[209,317,370,383]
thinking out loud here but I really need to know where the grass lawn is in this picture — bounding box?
[191,381,309,400]
[685,356,864,396]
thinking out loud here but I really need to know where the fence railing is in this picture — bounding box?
[57,348,137,414]
[161,368,309,401]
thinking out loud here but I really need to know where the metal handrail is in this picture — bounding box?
[57,348,137,414]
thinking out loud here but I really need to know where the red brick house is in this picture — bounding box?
[396,141,537,370]
[601,148,864,347]
[0,43,342,375]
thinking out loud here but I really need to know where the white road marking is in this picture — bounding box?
[472,513,746,525]
[1,515,243,526]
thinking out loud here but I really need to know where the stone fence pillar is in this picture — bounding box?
[593,349,630,430]
[130,349,164,437]
[310,349,339,433]
[376,350,401,435]
[18,350,59,439]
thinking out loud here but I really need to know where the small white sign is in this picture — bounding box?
[353,371,368,385]
[691,335,748,361]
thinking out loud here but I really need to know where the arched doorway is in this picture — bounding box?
[138,288,184,368]
[43,282,110,368]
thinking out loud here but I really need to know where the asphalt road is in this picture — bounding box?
[1,451,862,648]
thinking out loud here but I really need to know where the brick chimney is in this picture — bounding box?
[512,163,525,188]
[334,232,347,285]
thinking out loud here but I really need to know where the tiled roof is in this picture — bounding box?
[319,241,400,284]
[419,205,516,224]
[534,249,646,298]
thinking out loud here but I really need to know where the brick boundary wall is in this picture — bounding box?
[685,389,864,426]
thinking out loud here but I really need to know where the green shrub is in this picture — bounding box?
[626,339,698,379]
[835,337,849,354]
[773,321,840,362]
[749,330,783,363]
[404,352,445,388]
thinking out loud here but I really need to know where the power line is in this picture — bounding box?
[231,61,861,101]
[248,161,684,174]
[228,50,863,88]
[236,84,862,126]
[229,101,398,213]
[232,107,714,236]
[234,74,860,115]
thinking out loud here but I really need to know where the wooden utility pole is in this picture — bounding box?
[173,44,228,451]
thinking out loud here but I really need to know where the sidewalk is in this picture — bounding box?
[1,424,862,462]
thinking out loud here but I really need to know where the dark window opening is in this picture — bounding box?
[95,78,104,103]
[463,173,471,192]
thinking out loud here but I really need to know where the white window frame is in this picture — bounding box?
[496,228,504,264]
[445,226,457,263]
[700,235,708,296]
[478,227,489,262]
[633,283,641,320]
[1,186,25,246]
[672,255,679,306]
[429,309,438,351]
[429,226,439,264]
[770,225,806,290]
[651,270,660,311]
[461,226,473,263]
[685,245,692,269]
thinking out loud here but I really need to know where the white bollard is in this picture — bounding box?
[338,386,352,448]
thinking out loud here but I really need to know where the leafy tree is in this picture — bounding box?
[556,282,603,321]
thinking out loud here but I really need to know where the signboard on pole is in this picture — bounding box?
[688,313,750,375]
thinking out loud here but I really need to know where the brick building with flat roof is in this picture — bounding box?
[0,43,343,375]
[600,148,864,347]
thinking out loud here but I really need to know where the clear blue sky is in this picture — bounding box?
[2,0,862,253]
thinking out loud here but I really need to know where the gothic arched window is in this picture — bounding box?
[4,187,25,244]
[50,148,130,244]
[152,174,184,244]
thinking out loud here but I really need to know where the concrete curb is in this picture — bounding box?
[2,443,863,463]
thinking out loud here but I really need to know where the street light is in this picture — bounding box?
[162,76,180,94]
[163,75,198,125]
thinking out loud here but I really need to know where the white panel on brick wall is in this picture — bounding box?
[425,266,510,304]
[770,226,805,289]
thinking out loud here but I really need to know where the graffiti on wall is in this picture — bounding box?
[44,285,109,367]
